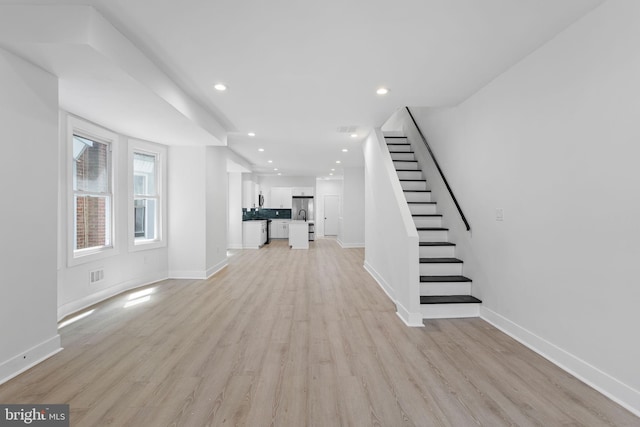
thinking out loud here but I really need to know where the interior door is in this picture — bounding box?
[324,195,339,236]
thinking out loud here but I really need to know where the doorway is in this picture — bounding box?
[324,195,339,236]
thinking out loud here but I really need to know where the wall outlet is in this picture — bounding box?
[496,208,504,221]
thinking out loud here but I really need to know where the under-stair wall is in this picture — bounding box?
[363,129,423,326]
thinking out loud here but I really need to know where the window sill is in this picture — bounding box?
[68,246,119,267]
[129,239,166,252]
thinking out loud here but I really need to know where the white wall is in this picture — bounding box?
[315,178,342,237]
[339,167,365,247]
[205,147,229,275]
[228,172,243,249]
[0,48,61,383]
[57,113,169,319]
[168,146,229,278]
[168,146,207,278]
[363,130,421,326]
[412,0,640,414]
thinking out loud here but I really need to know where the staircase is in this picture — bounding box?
[386,136,481,319]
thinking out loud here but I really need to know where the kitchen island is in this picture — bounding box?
[288,221,309,249]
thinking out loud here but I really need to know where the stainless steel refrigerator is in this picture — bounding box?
[292,196,314,222]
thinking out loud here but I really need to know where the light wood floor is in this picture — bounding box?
[1,239,638,426]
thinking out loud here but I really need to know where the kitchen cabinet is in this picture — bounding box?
[271,219,289,239]
[292,187,314,197]
[269,187,292,208]
[242,220,267,249]
[289,221,309,249]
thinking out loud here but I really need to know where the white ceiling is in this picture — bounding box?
[0,0,604,177]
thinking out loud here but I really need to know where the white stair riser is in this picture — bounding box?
[413,217,442,228]
[419,263,463,276]
[420,282,471,296]
[419,245,455,257]
[418,229,448,241]
[404,192,431,203]
[386,143,411,152]
[390,152,415,161]
[401,181,428,191]
[394,161,419,170]
[409,204,437,215]
[397,170,423,180]
[421,303,480,319]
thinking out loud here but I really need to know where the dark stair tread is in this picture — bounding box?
[419,242,455,246]
[420,275,472,283]
[408,201,436,204]
[416,227,448,231]
[395,169,422,172]
[413,214,442,217]
[403,190,431,193]
[420,258,463,263]
[385,136,408,139]
[420,295,482,304]
[389,151,415,153]
[393,160,418,162]
[400,179,427,182]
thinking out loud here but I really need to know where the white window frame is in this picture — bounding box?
[128,139,167,251]
[67,116,119,266]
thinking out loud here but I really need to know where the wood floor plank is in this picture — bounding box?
[0,238,637,426]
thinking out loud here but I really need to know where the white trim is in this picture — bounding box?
[480,307,640,417]
[0,335,62,386]
[364,261,395,302]
[67,115,120,267]
[227,244,244,250]
[337,239,365,249]
[363,261,423,327]
[169,270,209,279]
[206,259,228,279]
[395,301,425,327]
[57,273,168,320]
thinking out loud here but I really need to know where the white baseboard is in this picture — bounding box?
[363,261,395,302]
[206,259,228,279]
[57,272,169,320]
[168,270,207,279]
[480,306,640,417]
[337,239,365,249]
[0,335,62,386]
[363,261,423,327]
[396,301,425,327]
[227,244,243,250]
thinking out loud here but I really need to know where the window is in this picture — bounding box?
[129,140,165,250]
[133,152,158,242]
[72,133,113,253]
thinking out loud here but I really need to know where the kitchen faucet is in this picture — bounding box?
[298,209,307,222]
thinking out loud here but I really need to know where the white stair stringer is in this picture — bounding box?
[384,134,481,320]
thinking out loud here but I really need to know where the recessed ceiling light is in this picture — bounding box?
[342,148,348,152]
[258,148,264,152]
[214,83,228,91]
[274,168,278,171]
[331,168,335,171]
[277,173,282,176]
[329,173,333,176]
[376,87,389,95]
[248,132,256,137]
[336,160,341,164]
[350,133,358,138]
[268,160,273,163]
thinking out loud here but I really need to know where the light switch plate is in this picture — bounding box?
[496,208,504,221]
